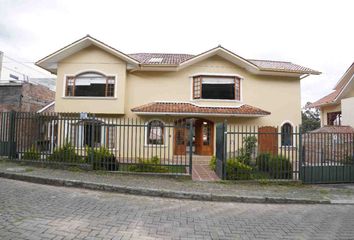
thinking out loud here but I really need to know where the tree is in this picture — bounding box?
[301,102,320,132]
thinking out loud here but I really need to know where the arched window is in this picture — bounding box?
[281,123,293,146]
[66,72,115,97]
[146,120,164,145]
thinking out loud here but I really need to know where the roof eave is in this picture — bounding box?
[131,111,269,117]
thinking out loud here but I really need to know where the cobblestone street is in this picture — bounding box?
[1,178,354,240]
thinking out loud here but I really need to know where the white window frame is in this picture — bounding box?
[144,119,167,147]
[63,70,118,99]
[189,73,243,102]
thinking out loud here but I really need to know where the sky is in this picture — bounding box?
[0,0,353,106]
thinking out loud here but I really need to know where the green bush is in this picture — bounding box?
[86,146,117,171]
[128,156,169,173]
[237,136,257,165]
[209,155,216,171]
[23,145,40,160]
[226,158,253,180]
[256,153,292,179]
[48,142,84,163]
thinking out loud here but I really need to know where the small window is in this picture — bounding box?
[281,123,293,146]
[66,72,115,97]
[193,76,241,100]
[146,120,164,145]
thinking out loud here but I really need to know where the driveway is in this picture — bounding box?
[1,179,354,240]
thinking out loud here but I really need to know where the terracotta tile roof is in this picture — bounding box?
[131,102,270,116]
[128,53,319,74]
[128,53,194,65]
[310,125,354,133]
[308,90,340,108]
[248,59,320,74]
[309,62,354,108]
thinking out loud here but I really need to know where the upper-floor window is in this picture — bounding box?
[193,75,241,100]
[66,72,115,97]
[327,111,342,126]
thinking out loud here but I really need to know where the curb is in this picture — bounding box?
[0,171,331,205]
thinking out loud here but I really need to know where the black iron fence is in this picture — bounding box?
[215,123,354,183]
[0,112,192,175]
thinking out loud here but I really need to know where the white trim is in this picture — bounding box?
[144,119,167,147]
[134,112,267,117]
[334,74,354,102]
[63,71,118,98]
[37,101,55,113]
[190,72,244,79]
[280,121,295,147]
[178,47,259,72]
[189,74,244,102]
[333,63,354,90]
[36,36,139,73]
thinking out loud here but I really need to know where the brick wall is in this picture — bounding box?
[0,83,55,112]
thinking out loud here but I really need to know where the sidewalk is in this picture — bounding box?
[1,159,354,204]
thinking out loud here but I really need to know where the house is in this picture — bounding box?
[35,35,320,157]
[309,63,354,127]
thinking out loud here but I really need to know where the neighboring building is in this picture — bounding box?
[0,82,55,112]
[310,63,354,127]
[0,51,56,112]
[35,35,320,156]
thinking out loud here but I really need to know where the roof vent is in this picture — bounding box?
[148,57,163,63]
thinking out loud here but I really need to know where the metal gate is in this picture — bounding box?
[300,131,354,183]
[215,122,226,179]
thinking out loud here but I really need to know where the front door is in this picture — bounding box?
[195,119,214,155]
[173,120,187,155]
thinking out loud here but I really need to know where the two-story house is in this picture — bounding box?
[36,35,320,156]
[310,63,354,128]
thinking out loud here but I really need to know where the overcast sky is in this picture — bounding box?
[0,0,353,106]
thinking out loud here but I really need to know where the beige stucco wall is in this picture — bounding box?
[55,46,126,114]
[126,55,301,126]
[55,46,302,127]
[341,97,354,127]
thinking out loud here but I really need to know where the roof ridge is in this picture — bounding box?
[248,59,292,64]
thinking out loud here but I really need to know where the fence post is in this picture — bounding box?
[299,125,303,181]
[222,121,227,180]
[8,111,16,160]
[188,119,193,175]
[90,114,95,170]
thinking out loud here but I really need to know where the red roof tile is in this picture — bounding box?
[128,53,319,74]
[131,102,270,116]
[310,125,354,133]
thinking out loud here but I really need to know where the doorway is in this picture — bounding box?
[173,118,214,156]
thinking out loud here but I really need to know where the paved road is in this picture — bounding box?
[1,179,354,240]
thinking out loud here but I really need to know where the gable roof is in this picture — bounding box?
[36,35,140,74]
[36,35,320,77]
[128,52,320,75]
[309,62,354,108]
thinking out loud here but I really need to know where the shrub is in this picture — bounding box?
[128,156,169,173]
[256,153,272,171]
[256,153,292,179]
[226,158,253,180]
[237,136,257,165]
[48,142,84,163]
[86,146,117,171]
[23,145,40,160]
[209,155,216,171]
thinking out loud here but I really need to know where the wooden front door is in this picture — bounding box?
[258,126,278,155]
[173,120,187,155]
[195,119,214,155]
